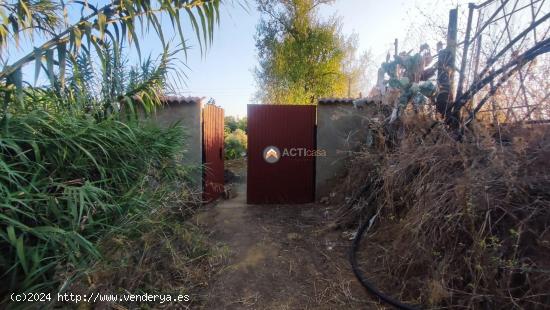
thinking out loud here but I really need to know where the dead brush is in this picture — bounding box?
[337,115,550,309]
[63,204,228,309]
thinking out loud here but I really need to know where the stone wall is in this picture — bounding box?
[315,98,381,200]
[152,96,204,192]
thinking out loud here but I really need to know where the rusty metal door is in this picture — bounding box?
[247,104,316,204]
[202,104,224,202]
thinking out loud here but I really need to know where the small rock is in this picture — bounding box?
[287,233,301,241]
[223,185,237,199]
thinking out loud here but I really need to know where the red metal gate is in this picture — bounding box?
[247,104,316,204]
[202,104,224,202]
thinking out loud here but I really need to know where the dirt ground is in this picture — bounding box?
[193,160,376,309]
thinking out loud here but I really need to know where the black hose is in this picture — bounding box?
[349,218,421,310]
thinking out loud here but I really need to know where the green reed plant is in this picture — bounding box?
[0,108,187,298]
[0,0,229,304]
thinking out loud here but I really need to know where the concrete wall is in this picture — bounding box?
[152,97,203,192]
[315,99,379,200]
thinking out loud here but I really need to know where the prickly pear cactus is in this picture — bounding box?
[380,49,437,122]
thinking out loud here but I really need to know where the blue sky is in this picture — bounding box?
[175,0,469,116]
[5,0,471,117]
[178,0,417,117]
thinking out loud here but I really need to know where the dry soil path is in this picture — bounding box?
[194,166,371,310]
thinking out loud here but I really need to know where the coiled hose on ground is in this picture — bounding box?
[349,215,421,310]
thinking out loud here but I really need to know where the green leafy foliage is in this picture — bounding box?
[254,0,349,104]
[0,0,226,304]
[0,1,61,51]
[0,0,222,92]
[0,31,197,303]
[341,35,373,97]
[225,128,247,159]
[0,109,188,298]
[224,115,247,133]
[224,116,247,159]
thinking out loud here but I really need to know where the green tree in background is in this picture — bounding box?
[225,115,247,133]
[225,115,239,132]
[341,34,373,97]
[254,0,349,104]
[224,116,247,159]
[225,128,247,159]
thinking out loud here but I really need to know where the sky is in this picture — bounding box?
[174,0,471,117]
[4,0,474,117]
[177,0,419,117]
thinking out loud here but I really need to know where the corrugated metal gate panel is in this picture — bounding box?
[247,104,316,204]
[203,104,224,202]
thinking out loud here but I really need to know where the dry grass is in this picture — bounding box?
[62,205,229,309]
[336,115,550,309]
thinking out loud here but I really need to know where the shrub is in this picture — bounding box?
[224,116,247,134]
[0,110,187,298]
[225,128,247,159]
[337,117,550,308]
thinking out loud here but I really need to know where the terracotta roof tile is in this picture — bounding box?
[161,96,205,105]
[318,97,357,105]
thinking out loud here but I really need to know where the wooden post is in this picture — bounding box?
[376,67,386,96]
[488,71,504,149]
[435,8,458,123]
[471,34,483,107]
[456,3,475,101]
[447,8,458,51]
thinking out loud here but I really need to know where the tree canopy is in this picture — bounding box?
[254,0,352,104]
